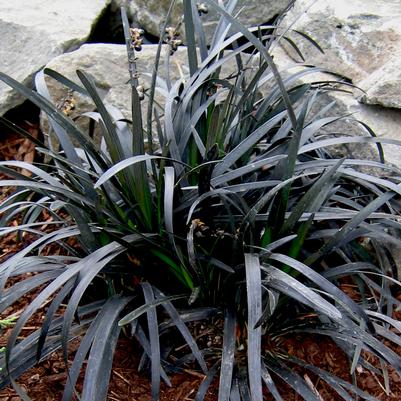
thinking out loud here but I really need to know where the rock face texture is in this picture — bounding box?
[279,0,401,108]
[41,43,243,138]
[0,0,109,116]
[2,0,401,167]
[117,0,292,40]
[41,44,189,125]
[43,43,129,120]
[273,0,401,167]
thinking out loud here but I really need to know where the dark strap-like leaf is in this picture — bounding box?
[244,254,263,401]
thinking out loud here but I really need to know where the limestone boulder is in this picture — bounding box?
[358,55,401,109]
[41,42,248,129]
[41,44,189,126]
[278,0,401,109]
[0,0,109,116]
[309,90,401,169]
[269,46,401,169]
[270,0,401,168]
[114,0,292,41]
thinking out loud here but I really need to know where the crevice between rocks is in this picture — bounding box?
[87,2,125,45]
[0,100,42,161]
[86,3,159,46]
[1,101,40,134]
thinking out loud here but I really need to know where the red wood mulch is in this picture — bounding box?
[1,118,401,400]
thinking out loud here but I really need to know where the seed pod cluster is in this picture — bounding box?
[196,3,208,15]
[130,27,145,51]
[58,90,75,116]
[165,26,182,55]
[136,85,145,101]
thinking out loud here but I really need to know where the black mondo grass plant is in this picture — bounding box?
[1,0,401,400]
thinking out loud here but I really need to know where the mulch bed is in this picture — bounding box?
[1,116,401,400]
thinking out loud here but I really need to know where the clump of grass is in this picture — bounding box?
[1,1,401,400]
[0,316,17,372]
[0,316,17,331]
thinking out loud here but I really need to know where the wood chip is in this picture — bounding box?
[113,369,132,386]
[304,373,324,401]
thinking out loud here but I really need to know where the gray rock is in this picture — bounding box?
[279,0,401,109]
[43,39,401,167]
[41,44,188,125]
[270,0,401,168]
[312,91,401,169]
[358,53,401,109]
[271,46,401,169]
[41,42,246,128]
[0,0,109,116]
[41,43,208,149]
[115,0,292,40]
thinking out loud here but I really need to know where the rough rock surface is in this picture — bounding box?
[278,0,401,109]
[2,0,401,170]
[271,45,401,168]
[311,90,401,169]
[0,0,109,116]
[358,58,401,109]
[272,0,401,168]
[41,42,246,130]
[42,44,189,124]
[115,0,292,40]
